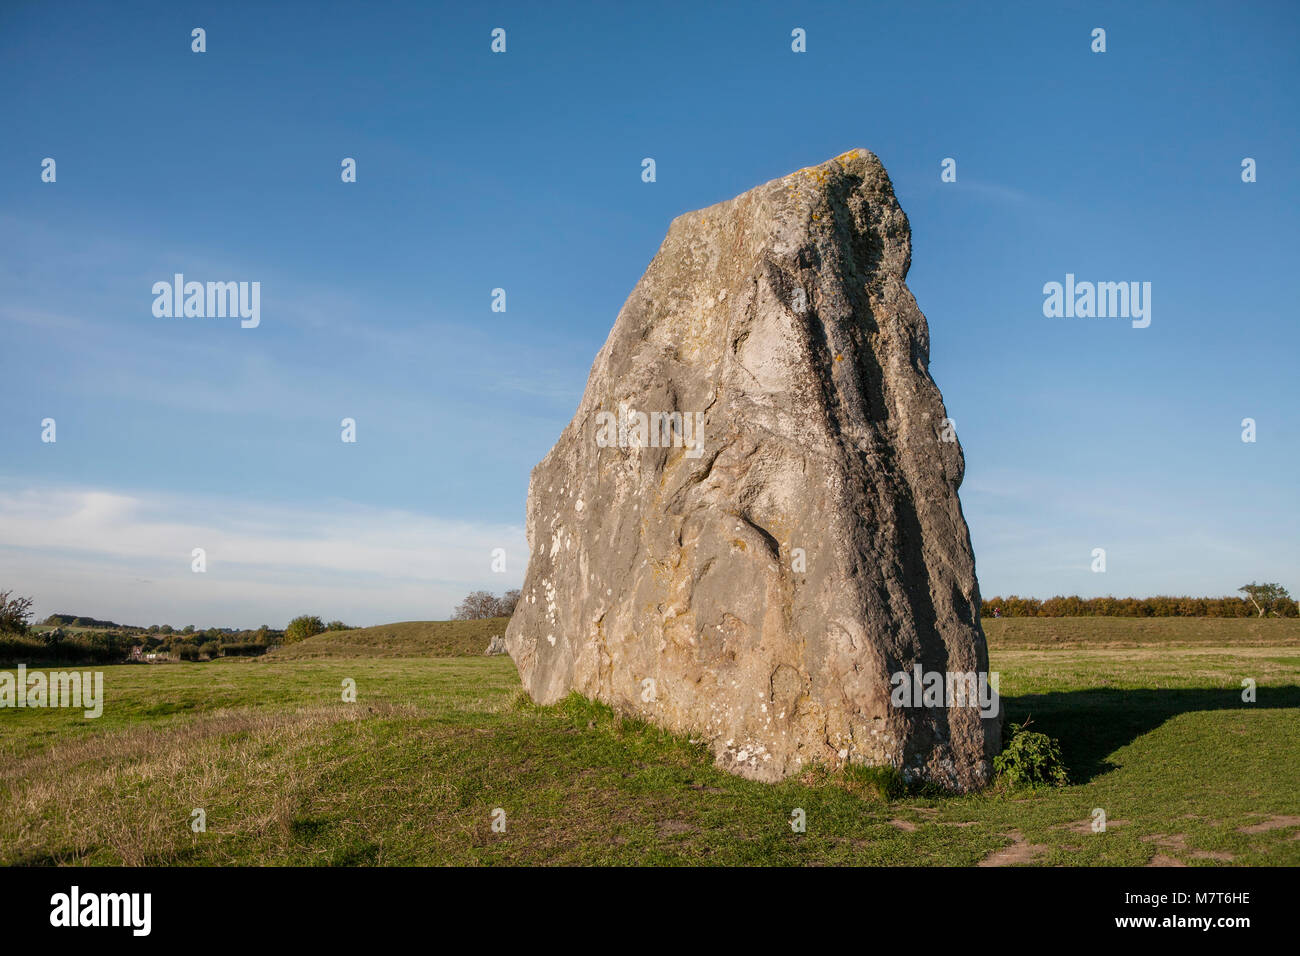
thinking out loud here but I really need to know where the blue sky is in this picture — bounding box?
[1,0,1297,627]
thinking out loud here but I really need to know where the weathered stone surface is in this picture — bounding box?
[505,149,998,790]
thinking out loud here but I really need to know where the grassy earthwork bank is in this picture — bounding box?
[1,617,1297,865]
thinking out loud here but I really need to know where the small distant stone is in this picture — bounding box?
[484,635,508,656]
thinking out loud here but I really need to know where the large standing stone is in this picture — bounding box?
[505,149,998,791]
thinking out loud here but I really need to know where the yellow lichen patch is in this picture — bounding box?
[649,558,675,585]
[834,353,843,362]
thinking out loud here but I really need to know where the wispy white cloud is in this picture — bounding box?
[956,179,1039,207]
[0,483,528,629]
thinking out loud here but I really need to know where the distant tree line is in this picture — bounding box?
[2,591,145,664]
[984,584,1296,619]
[2,590,376,663]
[40,625,288,664]
[43,613,122,629]
[159,625,288,660]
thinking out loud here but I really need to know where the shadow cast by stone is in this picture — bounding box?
[1000,685,1300,784]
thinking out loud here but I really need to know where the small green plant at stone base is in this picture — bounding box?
[840,762,906,800]
[994,717,1069,788]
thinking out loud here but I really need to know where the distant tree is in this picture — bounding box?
[1238,582,1291,617]
[182,624,196,635]
[0,591,35,635]
[452,589,522,619]
[284,615,324,644]
[453,590,500,620]
[497,589,521,617]
[324,620,351,631]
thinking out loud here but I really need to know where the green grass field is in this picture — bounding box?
[1,618,1297,866]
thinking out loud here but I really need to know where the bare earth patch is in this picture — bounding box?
[1141,833,1234,865]
[1142,833,1189,850]
[978,831,1048,867]
[1190,850,1236,861]
[656,820,698,837]
[1056,817,1129,834]
[1236,815,1300,834]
